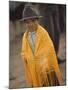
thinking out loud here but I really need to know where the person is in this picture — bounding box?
[20,4,63,87]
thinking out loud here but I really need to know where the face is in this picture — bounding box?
[24,19,38,32]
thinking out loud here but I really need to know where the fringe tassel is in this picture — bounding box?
[41,70,60,86]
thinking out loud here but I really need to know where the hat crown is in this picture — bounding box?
[22,5,40,20]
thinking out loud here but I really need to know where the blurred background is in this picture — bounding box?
[9,1,66,89]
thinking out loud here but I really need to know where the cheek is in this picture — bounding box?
[33,23,37,29]
[24,24,27,29]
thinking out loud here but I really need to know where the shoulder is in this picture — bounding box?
[38,25,53,43]
[38,25,50,37]
[22,31,27,39]
[21,31,27,44]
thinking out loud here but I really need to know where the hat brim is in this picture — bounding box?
[19,16,43,22]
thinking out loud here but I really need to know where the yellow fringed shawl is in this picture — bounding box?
[21,24,63,87]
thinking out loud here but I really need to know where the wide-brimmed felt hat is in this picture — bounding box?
[19,4,42,21]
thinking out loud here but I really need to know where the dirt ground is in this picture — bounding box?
[9,32,66,89]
